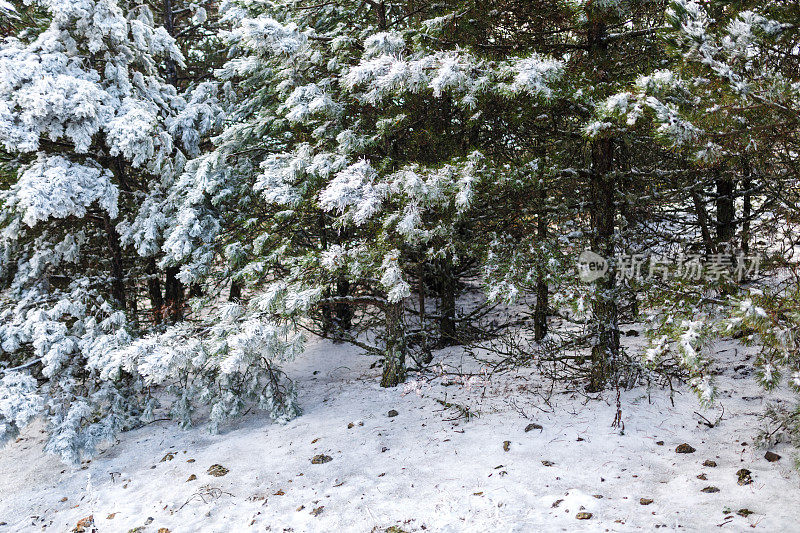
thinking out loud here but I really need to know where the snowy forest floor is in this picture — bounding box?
[1,332,799,532]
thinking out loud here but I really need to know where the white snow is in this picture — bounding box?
[0,336,798,532]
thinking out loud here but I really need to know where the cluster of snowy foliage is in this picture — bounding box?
[105,306,301,433]
[9,156,119,227]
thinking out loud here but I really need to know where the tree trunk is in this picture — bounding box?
[418,261,426,329]
[437,256,457,347]
[147,258,163,324]
[588,138,620,392]
[103,214,127,310]
[586,12,619,392]
[159,0,184,322]
[229,280,242,301]
[691,187,716,256]
[189,283,204,298]
[741,160,753,281]
[164,266,184,322]
[715,172,735,248]
[534,183,548,342]
[373,0,387,30]
[321,287,333,335]
[742,179,752,255]
[381,300,406,387]
[335,277,353,333]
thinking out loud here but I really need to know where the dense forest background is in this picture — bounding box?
[0,0,798,470]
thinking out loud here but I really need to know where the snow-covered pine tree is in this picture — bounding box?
[363,0,677,391]
[167,0,416,387]
[170,0,577,388]
[0,0,232,463]
[611,0,800,425]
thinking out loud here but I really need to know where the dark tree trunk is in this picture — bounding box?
[318,213,333,336]
[189,283,204,298]
[534,183,548,342]
[229,280,242,301]
[147,258,163,324]
[381,300,406,387]
[588,138,620,392]
[335,277,353,333]
[586,12,619,392]
[129,285,139,328]
[164,266,184,322]
[417,261,426,328]
[691,187,716,256]
[103,214,127,310]
[374,0,401,386]
[417,260,433,363]
[373,0,387,30]
[437,257,457,347]
[715,173,736,248]
[160,0,184,322]
[741,160,753,280]
[321,287,333,336]
[742,179,752,255]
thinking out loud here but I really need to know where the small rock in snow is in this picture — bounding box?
[640,498,654,505]
[311,454,333,464]
[73,515,94,532]
[676,443,696,454]
[187,474,197,482]
[764,451,781,462]
[736,468,753,485]
[575,512,593,520]
[703,460,717,467]
[207,464,229,477]
[524,423,543,432]
[387,410,399,417]
[701,486,720,493]
[503,441,511,452]
[737,509,754,517]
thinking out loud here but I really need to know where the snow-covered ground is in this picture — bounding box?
[1,335,798,532]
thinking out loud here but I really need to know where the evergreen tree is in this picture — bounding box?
[0,0,264,463]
